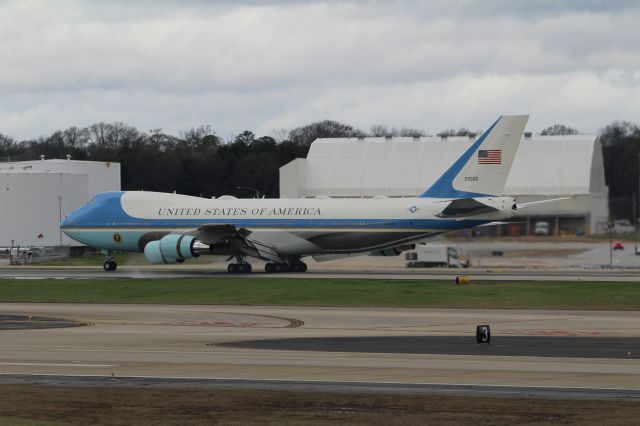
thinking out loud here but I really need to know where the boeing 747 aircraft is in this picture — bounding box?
[61,115,532,273]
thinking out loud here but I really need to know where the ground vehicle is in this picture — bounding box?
[613,220,635,233]
[0,247,38,258]
[613,241,624,251]
[405,244,465,268]
[534,221,550,236]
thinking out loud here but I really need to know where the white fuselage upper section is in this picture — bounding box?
[120,191,514,226]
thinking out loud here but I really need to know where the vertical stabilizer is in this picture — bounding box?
[418,115,529,198]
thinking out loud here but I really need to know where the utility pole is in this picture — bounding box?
[637,153,640,239]
[608,221,614,269]
[57,195,63,247]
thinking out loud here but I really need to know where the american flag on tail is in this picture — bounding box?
[478,149,502,164]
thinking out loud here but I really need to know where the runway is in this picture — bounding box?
[1,265,639,281]
[0,303,638,399]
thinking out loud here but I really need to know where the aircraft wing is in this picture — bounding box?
[186,224,250,244]
[183,224,283,262]
[436,198,499,218]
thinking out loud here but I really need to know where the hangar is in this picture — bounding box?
[0,157,120,248]
[280,134,608,236]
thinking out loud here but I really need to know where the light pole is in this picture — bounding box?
[608,221,614,269]
[57,195,63,247]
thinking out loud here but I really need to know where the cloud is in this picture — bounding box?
[0,0,638,139]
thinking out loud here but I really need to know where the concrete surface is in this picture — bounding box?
[0,303,637,398]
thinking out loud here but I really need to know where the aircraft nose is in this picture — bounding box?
[60,203,90,228]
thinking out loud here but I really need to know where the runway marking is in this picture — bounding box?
[166,321,260,327]
[0,362,114,368]
[13,277,72,280]
[500,330,611,337]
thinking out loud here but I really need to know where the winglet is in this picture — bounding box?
[418,115,529,198]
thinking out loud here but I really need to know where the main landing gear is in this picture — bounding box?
[227,262,252,274]
[264,261,307,273]
[227,256,252,274]
[103,256,117,271]
[226,257,308,274]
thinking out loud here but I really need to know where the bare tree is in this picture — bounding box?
[62,126,90,149]
[0,133,16,147]
[0,133,17,160]
[540,124,579,136]
[289,120,364,148]
[88,122,140,149]
[438,127,471,137]
[399,127,426,137]
[599,121,640,146]
[181,125,219,147]
[269,128,289,142]
[370,125,394,137]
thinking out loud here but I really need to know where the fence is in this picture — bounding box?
[0,245,70,265]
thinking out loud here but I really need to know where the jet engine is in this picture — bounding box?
[144,234,209,264]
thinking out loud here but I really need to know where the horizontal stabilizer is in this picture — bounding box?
[436,198,498,218]
[474,221,525,228]
[516,197,572,210]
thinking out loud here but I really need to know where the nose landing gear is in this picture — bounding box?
[103,257,117,271]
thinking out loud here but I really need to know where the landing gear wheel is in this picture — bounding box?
[291,262,307,273]
[228,263,253,274]
[265,263,275,273]
[103,260,117,271]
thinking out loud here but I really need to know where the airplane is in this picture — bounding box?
[61,115,534,273]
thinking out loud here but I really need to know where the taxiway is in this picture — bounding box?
[0,303,638,399]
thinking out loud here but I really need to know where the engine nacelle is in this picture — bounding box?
[144,234,200,264]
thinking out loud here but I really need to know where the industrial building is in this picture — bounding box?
[280,134,608,236]
[0,158,120,248]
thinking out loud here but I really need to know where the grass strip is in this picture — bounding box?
[0,278,638,309]
[0,385,639,426]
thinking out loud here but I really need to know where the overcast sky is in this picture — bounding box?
[1,0,638,139]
